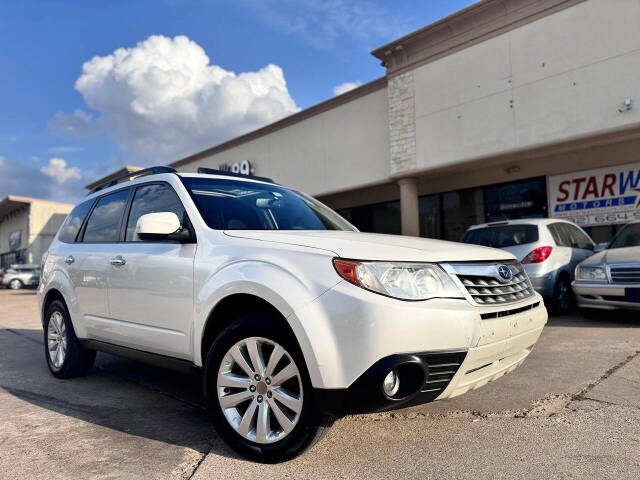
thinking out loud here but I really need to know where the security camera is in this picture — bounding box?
[618,98,632,113]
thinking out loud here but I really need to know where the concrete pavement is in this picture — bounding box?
[0,289,638,479]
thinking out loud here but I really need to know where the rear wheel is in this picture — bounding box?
[44,300,96,378]
[204,314,329,462]
[550,275,573,315]
[9,279,23,290]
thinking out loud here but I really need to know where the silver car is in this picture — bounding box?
[0,264,41,290]
[573,221,640,312]
[463,219,595,314]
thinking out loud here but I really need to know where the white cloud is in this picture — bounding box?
[0,156,85,203]
[41,158,82,184]
[50,35,299,163]
[333,81,362,96]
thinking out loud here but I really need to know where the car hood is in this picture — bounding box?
[223,230,515,263]
[581,246,640,265]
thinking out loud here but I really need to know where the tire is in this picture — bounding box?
[9,279,23,290]
[203,314,331,463]
[549,275,573,315]
[44,299,96,379]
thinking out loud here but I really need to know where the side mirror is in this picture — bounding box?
[594,242,608,253]
[136,212,181,241]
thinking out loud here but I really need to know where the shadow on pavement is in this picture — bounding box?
[0,328,241,460]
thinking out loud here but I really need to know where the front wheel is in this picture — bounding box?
[204,315,329,462]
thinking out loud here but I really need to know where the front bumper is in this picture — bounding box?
[573,281,640,310]
[314,315,544,415]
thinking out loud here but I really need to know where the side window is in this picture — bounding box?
[566,224,594,250]
[59,199,94,243]
[125,183,186,241]
[548,224,570,247]
[82,189,130,243]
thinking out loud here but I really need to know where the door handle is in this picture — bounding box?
[110,256,126,267]
[64,255,74,265]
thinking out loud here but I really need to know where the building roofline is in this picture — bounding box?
[2,195,73,208]
[170,76,387,169]
[371,0,585,76]
[85,166,143,190]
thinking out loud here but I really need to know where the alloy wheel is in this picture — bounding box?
[217,337,303,444]
[47,311,67,369]
[9,279,21,290]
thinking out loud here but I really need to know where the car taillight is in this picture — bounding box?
[521,246,553,264]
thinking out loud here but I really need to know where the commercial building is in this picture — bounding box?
[0,196,72,267]
[94,0,640,244]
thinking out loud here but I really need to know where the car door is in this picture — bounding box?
[564,224,595,279]
[75,188,132,338]
[106,182,195,359]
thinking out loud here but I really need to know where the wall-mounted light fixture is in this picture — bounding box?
[618,98,632,113]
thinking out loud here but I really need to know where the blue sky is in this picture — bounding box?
[0,0,475,202]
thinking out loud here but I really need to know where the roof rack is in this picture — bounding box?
[88,166,177,194]
[196,167,276,184]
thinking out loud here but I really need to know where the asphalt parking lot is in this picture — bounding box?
[0,289,639,479]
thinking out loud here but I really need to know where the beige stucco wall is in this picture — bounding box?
[411,0,640,174]
[177,87,390,197]
[0,207,30,255]
[28,201,72,264]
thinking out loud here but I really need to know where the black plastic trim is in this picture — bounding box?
[81,339,201,375]
[314,349,467,416]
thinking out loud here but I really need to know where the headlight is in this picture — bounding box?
[576,265,607,281]
[333,259,463,301]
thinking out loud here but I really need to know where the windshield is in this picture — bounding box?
[181,177,357,231]
[608,223,640,249]
[462,224,539,248]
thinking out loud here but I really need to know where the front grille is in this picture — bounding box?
[453,263,535,305]
[610,266,640,284]
[416,351,467,401]
[480,301,540,319]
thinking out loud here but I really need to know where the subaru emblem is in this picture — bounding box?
[496,265,513,282]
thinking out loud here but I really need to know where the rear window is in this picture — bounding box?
[59,199,94,243]
[462,225,539,248]
[82,189,130,243]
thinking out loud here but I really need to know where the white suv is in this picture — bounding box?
[38,167,547,462]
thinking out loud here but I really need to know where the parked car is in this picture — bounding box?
[38,166,547,462]
[462,219,595,314]
[1,264,40,289]
[573,220,640,313]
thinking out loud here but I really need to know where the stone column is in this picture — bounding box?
[398,177,419,237]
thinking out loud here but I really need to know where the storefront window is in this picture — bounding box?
[337,200,401,235]
[418,194,441,239]
[442,188,484,241]
[484,177,547,222]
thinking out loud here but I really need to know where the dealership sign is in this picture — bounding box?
[548,162,640,226]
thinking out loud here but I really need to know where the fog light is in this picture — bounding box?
[383,369,400,397]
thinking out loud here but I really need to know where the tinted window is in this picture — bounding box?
[565,224,594,250]
[182,178,355,231]
[442,188,484,241]
[82,189,130,243]
[609,223,640,249]
[548,223,571,247]
[337,201,400,234]
[126,183,186,241]
[419,194,441,239]
[59,199,94,243]
[462,224,539,248]
[484,178,547,222]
